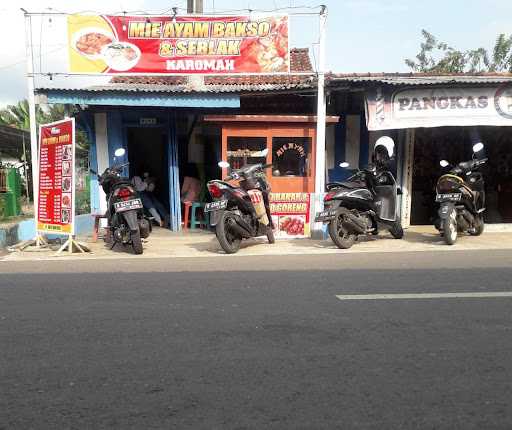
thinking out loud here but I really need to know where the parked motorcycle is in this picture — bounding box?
[92,148,151,254]
[315,136,403,249]
[435,142,487,245]
[206,159,275,254]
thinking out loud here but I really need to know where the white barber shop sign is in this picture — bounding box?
[366,84,512,130]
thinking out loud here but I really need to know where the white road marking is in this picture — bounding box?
[336,292,512,301]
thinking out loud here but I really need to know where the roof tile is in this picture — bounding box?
[109,48,314,91]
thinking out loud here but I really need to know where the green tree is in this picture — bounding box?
[406,30,512,73]
[0,100,47,130]
[0,100,89,156]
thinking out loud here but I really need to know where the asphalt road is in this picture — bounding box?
[2,251,512,429]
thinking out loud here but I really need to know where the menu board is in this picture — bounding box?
[270,193,311,238]
[37,118,75,235]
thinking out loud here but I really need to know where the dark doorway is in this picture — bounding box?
[411,126,512,225]
[127,127,170,212]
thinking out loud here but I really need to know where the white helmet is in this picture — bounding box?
[375,136,394,157]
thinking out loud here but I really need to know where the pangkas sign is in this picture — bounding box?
[366,85,512,130]
[67,14,289,74]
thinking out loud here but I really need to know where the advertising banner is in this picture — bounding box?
[67,14,289,75]
[37,118,75,235]
[366,85,512,130]
[270,192,311,238]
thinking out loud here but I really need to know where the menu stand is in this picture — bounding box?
[54,234,90,256]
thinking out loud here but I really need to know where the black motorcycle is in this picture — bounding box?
[315,137,403,249]
[92,149,151,254]
[435,143,487,245]
[205,161,275,254]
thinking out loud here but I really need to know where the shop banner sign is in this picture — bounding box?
[67,15,289,74]
[270,193,311,238]
[366,85,512,130]
[38,118,75,235]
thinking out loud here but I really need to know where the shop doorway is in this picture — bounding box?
[410,126,512,225]
[127,127,170,214]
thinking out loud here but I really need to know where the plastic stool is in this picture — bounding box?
[190,202,209,230]
[182,201,209,230]
[182,202,192,230]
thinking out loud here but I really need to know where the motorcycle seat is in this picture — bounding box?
[327,181,365,190]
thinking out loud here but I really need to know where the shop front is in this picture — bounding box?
[38,48,320,234]
[338,77,512,228]
[204,114,339,237]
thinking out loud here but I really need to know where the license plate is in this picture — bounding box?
[114,198,143,212]
[436,193,462,202]
[315,209,337,222]
[205,200,228,212]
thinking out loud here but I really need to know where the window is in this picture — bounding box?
[272,137,311,177]
[226,137,267,170]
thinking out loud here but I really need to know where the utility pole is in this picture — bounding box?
[313,4,327,238]
[187,0,204,13]
[22,11,39,213]
[314,5,327,196]
[22,8,47,247]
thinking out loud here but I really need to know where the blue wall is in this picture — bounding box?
[0,214,96,247]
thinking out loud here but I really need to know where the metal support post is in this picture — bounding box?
[312,5,328,238]
[22,9,47,248]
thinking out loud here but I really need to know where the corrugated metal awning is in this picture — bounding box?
[328,73,512,87]
[41,89,240,108]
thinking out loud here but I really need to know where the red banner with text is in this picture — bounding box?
[68,14,289,74]
[37,118,75,235]
[270,193,311,238]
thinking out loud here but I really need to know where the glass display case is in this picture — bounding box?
[226,136,267,170]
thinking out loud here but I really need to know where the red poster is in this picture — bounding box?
[37,118,75,235]
[67,14,289,74]
[270,193,311,238]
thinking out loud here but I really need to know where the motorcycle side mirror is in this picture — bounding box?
[440,160,450,168]
[472,142,484,153]
[218,161,230,168]
[114,148,126,158]
[339,162,350,168]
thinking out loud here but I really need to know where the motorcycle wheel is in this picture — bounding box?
[131,230,143,254]
[442,217,457,245]
[216,212,242,254]
[470,215,485,236]
[389,221,404,239]
[328,214,356,249]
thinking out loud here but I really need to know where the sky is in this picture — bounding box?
[1,0,511,107]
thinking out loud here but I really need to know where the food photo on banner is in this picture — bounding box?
[37,118,75,235]
[270,193,311,238]
[67,14,289,74]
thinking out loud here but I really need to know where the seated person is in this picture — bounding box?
[132,171,169,227]
[181,163,201,203]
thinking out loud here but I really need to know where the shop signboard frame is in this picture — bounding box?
[67,14,290,75]
[37,118,76,236]
[366,85,512,130]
